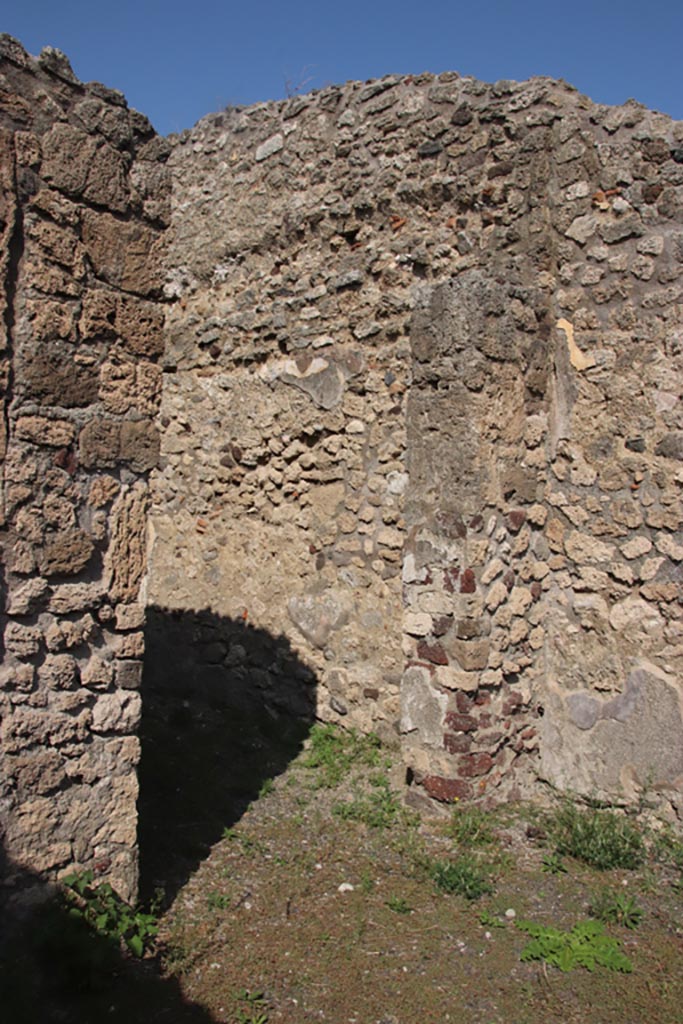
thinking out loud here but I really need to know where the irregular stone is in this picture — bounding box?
[288,590,350,647]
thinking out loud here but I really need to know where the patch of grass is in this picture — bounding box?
[300,723,382,788]
[517,918,632,973]
[447,805,495,847]
[333,779,401,830]
[207,890,231,911]
[541,852,567,875]
[549,802,645,871]
[590,887,643,929]
[258,778,275,799]
[479,909,506,929]
[385,895,412,914]
[233,989,269,1024]
[431,856,494,900]
[651,825,683,871]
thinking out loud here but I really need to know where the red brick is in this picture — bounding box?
[459,752,493,777]
[445,711,477,732]
[416,640,448,665]
[460,568,476,593]
[422,775,473,802]
[444,733,472,754]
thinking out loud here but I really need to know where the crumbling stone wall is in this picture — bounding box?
[2,37,682,897]
[0,37,169,900]
[155,73,683,818]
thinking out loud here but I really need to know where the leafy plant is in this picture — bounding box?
[234,989,269,1024]
[517,918,632,973]
[541,852,567,875]
[207,890,231,911]
[431,857,494,900]
[590,888,643,929]
[549,802,645,871]
[385,895,412,914]
[447,805,495,847]
[479,909,505,929]
[333,777,401,830]
[301,724,382,788]
[258,777,275,798]
[62,870,158,958]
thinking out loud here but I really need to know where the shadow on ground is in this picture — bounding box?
[0,843,214,1024]
[138,606,317,904]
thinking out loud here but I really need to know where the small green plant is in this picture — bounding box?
[541,852,568,875]
[651,826,683,871]
[431,857,494,900]
[207,890,231,911]
[517,918,632,973]
[479,909,505,929]
[549,802,645,871]
[385,895,412,914]
[301,723,382,788]
[62,870,158,958]
[258,777,275,799]
[333,777,401,830]
[590,888,643,929]
[447,805,495,847]
[360,869,375,894]
[234,989,269,1024]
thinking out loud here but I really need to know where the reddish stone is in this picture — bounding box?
[474,692,491,707]
[416,641,448,666]
[460,568,476,593]
[422,775,473,802]
[445,711,478,732]
[520,726,537,740]
[444,733,472,754]
[507,509,526,533]
[54,447,78,475]
[530,581,542,601]
[459,752,493,777]
[432,614,453,637]
[478,713,492,727]
[503,571,515,591]
[455,692,473,713]
[443,567,460,593]
[469,514,484,531]
[502,692,523,715]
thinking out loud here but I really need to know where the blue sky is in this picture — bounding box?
[3,1,682,135]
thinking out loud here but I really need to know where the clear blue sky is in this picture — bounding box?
[3,0,682,136]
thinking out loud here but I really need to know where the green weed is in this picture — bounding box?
[517,918,632,973]
[385,895,412,914]
[62,870,158,958]
[207,890,231,911]
[431,857,494,900]
[590,887,643,929]
[447,805,495,847]
[333,777,401,830]
[549,802,645,871]
[258,777,275,799]
[541,852,567,875]
[234,989,269,1024]
[479,909,506,929]
[301,723,382,788]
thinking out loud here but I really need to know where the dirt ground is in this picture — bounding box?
[4,721,683,1024]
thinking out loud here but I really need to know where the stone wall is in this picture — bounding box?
[0,37,169,900]
[155,72,683,818]
[2,37,683,898]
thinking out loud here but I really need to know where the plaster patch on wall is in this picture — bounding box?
[556,318,595,372]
